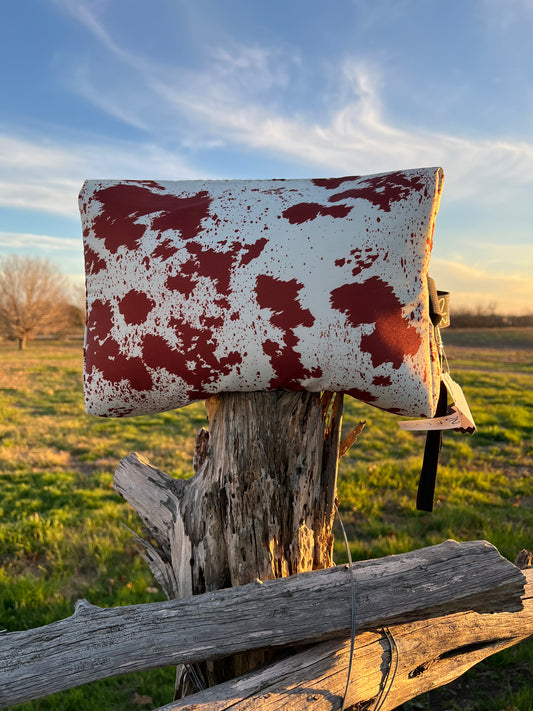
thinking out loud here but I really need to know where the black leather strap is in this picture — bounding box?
[416,381,448,512]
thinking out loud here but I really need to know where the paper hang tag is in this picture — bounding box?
[441,373,476,432]
[399,374,476,433]
[399,405,464,432]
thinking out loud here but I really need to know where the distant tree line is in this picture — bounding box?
[0,255,84,350]
[449,303,533,329]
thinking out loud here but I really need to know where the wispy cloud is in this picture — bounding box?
[4,32,533,223]
[0,231,80,250]
[430,257,533,314]
[0,230,84,282]
[168,56,533,199]
[0,133,82,216]
[50,4,533,208]
[210,44,293,93]
[0,133,198,218]
[476,242,533,271]
[51,0,130,61]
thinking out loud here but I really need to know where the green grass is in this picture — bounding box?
[1,333,532,710]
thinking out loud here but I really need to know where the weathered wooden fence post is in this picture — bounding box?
[114,389,349,694]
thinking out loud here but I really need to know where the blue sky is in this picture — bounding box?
[1,0,532,312]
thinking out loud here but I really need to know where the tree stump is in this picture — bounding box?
[114,390,346,695]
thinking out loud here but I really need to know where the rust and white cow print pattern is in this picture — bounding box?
[80,167,444,418]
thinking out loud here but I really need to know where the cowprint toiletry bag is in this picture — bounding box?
[80,167,444,417]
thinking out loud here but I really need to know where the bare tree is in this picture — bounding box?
[0,255,72,350]
[69,281,87,328]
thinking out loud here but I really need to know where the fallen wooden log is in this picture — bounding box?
[157,568,533,711]
[0,540,526,707]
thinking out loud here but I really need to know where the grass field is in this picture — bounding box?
[0,329,532,710]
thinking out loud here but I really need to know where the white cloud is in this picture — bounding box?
[43,3,533,212]
[0,231,80,250]
[68,64,151,132]
[475,242,533,271]
[0,181,79,218]
[210,44,293,92]
[0,133,199,218]
[67,29,533,207]
[430,258,533,314]
[159,57,533,205]
[0,230,84,283]
[51,0,130,60]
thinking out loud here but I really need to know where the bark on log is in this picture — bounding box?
[157,568,533,711]
[114,390,346,692]
[0,541,527,708]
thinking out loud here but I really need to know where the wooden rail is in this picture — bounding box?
[0,540,529,708]
[162,568,533,710]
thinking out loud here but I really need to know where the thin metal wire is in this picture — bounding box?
[184,663,206,692]
[335,504,357,711]
[373,626,399,711]
[335,504,399,711]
